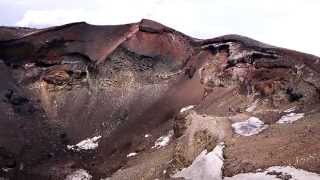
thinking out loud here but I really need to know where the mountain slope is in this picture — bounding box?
[0,19,319,180]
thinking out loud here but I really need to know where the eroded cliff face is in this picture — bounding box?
[0,19,319,180]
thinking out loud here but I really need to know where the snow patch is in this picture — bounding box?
[277,113,304,124]
[126,152,138,158]
[180,105,195,113]
[65,169,92,180]
[232,117,268,136]
[24,63,35,69]
[144,134,151,138]
[67,136,102,151]
[152,130,174,149]
[225,172,278,180]
[225,166,320,180]
[284,107,296,113]
[1,168,11,172]
[172,143,224,180]
[246,99,259,112]
[100,178,111,180]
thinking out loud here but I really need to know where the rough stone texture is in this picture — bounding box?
[172,111,231,170]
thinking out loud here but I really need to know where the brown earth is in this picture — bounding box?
[0,19,319,179]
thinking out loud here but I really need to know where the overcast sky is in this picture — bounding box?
[0,0,319,56]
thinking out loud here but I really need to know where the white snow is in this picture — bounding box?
[19,163,24,171]
[169,138,320,180]
[126,152,138,158]
[152,130,174,149]
[277,113,304,124]
[232,117,268,136]
[172,143,224,180]
[100,178,111,180]
[65,169,92,180]
[23,63,35,69]
[225,172,279,180]
[283,107,296,113]
[180,105,195,113]
[144,134,151,138]
[225,166,320,180]
[245,99,259,112]
[1,168,11,172]
[67,135,102,151]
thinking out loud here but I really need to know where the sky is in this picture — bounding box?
[0,0,320,56]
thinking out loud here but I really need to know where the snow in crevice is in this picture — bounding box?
[232,117,268,136]
[152,130,174,149]
[245,99,259,112]
[100,177,111,180]
[277,113,305,124]
[180,105,195,113]
[1,168,12,172]
[172,143,225,180]
[65,169,92,180]
[126,152,138,158]
[283,107,296,113]
[67,135,102,151]
[225,166,320,180]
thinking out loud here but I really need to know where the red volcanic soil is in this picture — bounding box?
[0,19,319,180]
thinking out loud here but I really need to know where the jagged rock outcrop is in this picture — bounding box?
[0,19,319,180]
